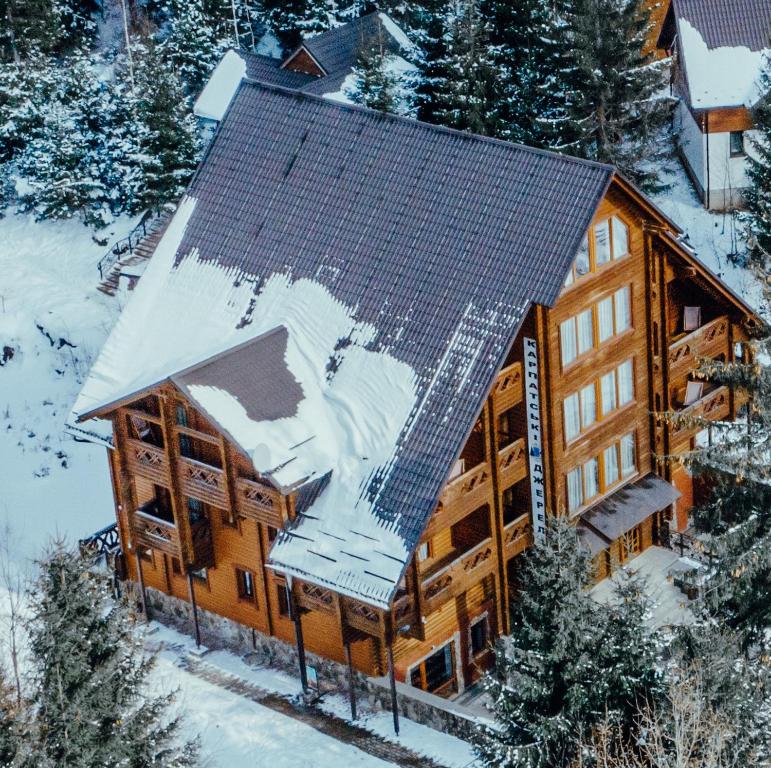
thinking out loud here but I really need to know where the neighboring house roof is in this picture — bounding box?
[74,82,614,607]
[667,0,771,109]
[194,12,416,121]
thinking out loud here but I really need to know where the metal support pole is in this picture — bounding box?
[387,639,400,735]
[344,641,357,721]
[187,571,202,648]
[134,549,149,621]
[289,580,308,691]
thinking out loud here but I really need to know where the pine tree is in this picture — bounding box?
[561,0,672,189]
[162,0,226,96]
[416,0,501,136]
[24,545,199,767]
[480,0,574,147]
[0,0,63,62]
[475,517,658,768]
[672,264,771,646]
[132,42,201,212]
[0,672,18,768]
[745,60,771,264]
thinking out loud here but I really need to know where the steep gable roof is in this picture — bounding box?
[75,82,613,606]
[667,0,771,109]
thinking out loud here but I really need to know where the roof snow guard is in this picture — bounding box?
[74,83,613,607]
[672,0,771,109]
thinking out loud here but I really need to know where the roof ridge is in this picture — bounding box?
[236,77,616,175]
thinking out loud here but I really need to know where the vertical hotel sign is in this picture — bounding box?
[524,337,546,543]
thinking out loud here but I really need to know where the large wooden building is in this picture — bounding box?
[72,72,756,708]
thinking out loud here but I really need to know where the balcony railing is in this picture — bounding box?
[343,598,385,637]
[497,437,527,489]
[503,514,531,560]
[126,438,169,485]
[235,477,285,528]
[671,385,730,439]
[423,461,492,539]
[421,537,495,614]
[492,362,523,414]
[132,503,177,555]
[668,315,729,379]
[178,456,227,508]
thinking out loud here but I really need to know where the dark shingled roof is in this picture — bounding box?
[171,328,304,425]
[176,80,614,602]
[673,0,771,50]
[241,52,318,90]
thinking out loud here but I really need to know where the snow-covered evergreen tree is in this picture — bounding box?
[416,0,500,136]
[24,545,199,767]
[562,0,672,189]
[162,0,226,95]
[672,264,771,646]
[0,0,63,61]
[131,41,201,212]
[745,59,771,264]
[0,672,18,767]
[475,517,658,768]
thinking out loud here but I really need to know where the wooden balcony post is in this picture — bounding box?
[186,571,202,648]
[386,616,399,735]
[344,638,357,721]
[288,577,308,691]
[134,550,149,622]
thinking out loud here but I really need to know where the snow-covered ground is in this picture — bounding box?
[0,212,137,568]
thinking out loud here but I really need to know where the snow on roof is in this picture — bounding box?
[194,49,247,121]
[677,12,770,109]
[73,82,614,606]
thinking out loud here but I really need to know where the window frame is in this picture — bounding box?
[559,287,633,369]
[563,215,631,288]
[468,613,490,658]
[729,130,745,157]
[235,566,258,605]
[565,431,638,514]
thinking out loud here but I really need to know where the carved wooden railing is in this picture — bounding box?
[671,385,730,437]
[126,438,169,485]
[424,462,492,540]
[492,362,523,413]
[421,537,496,614]
[178,456,227,508]
[497,437,527,489]
[668,316,729,379]
[235,477,285,528]
[343,598,384,637]
[296,581,336,614]
[132,505,177,555]
[503,514,531,560]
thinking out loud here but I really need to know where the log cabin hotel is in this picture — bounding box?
[68,15,760,730]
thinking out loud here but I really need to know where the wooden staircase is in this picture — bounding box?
[97,211,173,296]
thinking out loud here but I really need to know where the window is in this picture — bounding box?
[559,289,632,368]
[267,526,278,544]
[563,359,634,443]
[563,216,630,286]
[497,407,517,449]
[410,643,455,694]
[564,393,580,441]
[236,568,257,604]
[187,497,204,523]
[594,219,611,265]
[469,616,489,657]
[614,287,631,333]
[276,582,290,617]
[171,556,182,575]
[730,131,745,157]
[600,371,617,415]
[617,360,634,406]
[603,444,619,486]
[584,457,599,500]
[620,432,636,476]
[567,467,583,512]
[175,403,189,427]
[580,384,597,428]
[417,541,431,561]
[611,216,628,258]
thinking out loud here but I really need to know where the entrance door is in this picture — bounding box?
[410,642,457,697]
[620,525,642,564]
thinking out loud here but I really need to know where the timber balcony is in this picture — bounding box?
[503,513,531,560]
[126,438,169,485]
[669,384,731,441]
[131,500,214,569]
[235,476,286,528]
[667,315,729,379]
[424,461,493,539]
[419,537,496,615]
[492,362,523,414]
